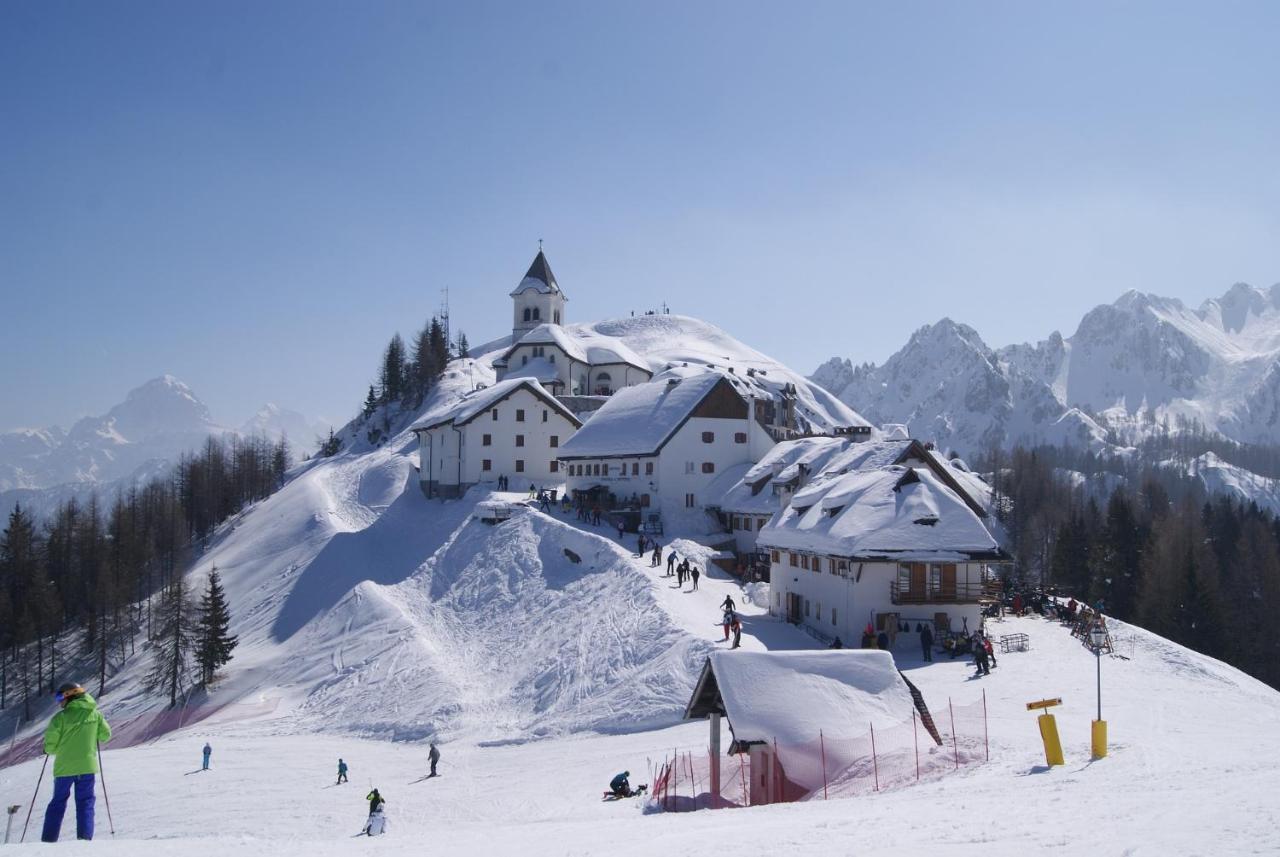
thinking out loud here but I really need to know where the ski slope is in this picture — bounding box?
[3,612,1279,855]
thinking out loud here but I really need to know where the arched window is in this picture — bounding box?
[523,308,532,322]
[532,307,541,320]
[554,311,561,324]
[597,372,612,382]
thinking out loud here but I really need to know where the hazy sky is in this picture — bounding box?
[3,1,1279,432]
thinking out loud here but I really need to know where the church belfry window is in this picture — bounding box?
[532,307,541,320]
[523,308,532,322]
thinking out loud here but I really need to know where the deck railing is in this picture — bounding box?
[889,579,1000,605]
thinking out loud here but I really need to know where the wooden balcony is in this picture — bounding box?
[890,579,1000,605]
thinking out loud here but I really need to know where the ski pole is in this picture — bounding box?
[97,742,116,836]
[20,754,49,843]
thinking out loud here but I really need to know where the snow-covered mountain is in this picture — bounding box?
[239,403,331,454]
[0,376,324,518]
[2,320,1278,854]
[814,282,1280,457]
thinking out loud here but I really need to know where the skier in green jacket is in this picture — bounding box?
[41,683,112,842]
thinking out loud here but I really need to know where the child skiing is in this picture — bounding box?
[202,742,212,771]
[40,683,112,843]
[363,788,387,836]
[337,758,348,784]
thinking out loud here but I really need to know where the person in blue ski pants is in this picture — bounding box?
[41,683,112,842]
[202,742,212,770]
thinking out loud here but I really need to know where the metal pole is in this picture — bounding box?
[20,754,48,843]
[819,730,828,800]
[97,743,116,836]
[983,688,990,762]
[1096,647,1102,721]
[869,722,880,792]
[912,708,920,782]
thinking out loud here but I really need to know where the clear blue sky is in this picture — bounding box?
[3,1,1279,432]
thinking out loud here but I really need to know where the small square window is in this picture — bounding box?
[701,431,714,443]
[516,409,525,422]
[542,410,548,422]
[645,462,654,475]
[550,435,559,448]
[701,462,715,474]
[492,409,498,421]
[516,435,525,447]
[515,460,525,473]
[482,459,492,471]
[550,460,559,472]
[483,434,492,446]
[789,553,798,567]
[743,518,752,532]
[631,462,639,476]
[771,550,780,563]
[734,432,747,444]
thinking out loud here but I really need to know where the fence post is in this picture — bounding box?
[870,722,880,792]
[773,737,780,804]
[982,688,989,762]
[738,752,748,806]
[820,730,828,800]
[912,707,920,782]
[949,698,959,769]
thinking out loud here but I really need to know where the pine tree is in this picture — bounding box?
[363,385,379,419]
[455,330,470,359]
[317,428,341,457]
[379,334,407,404]
[147,574,196,706]
[195,567,238,686]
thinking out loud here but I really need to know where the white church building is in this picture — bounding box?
[492,251,653,398]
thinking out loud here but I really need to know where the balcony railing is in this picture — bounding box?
[890,579,1001,605]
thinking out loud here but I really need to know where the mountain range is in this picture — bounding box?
[813,282,1280,459]
[0,375,328,519]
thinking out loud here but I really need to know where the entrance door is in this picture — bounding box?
[939,563,957,600]
[909,563,926,601]
[787,593,802,624]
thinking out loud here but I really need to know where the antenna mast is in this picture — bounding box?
[440,285,451,347]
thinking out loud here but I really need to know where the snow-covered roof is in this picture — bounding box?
[557,371,731,459]
[509,250,564,297]
[758,463,1003,560]
[411,378,581,432]
[684,650,917,745]
[501,324,651,373]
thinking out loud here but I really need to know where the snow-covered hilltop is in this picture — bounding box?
[814,282,1280,456]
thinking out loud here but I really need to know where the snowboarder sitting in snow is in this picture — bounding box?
[609,771,633,798]
[337,758,348,784]
[363,788,387,836]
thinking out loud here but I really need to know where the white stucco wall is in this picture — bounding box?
[766,556,986,651]
[417,387,578,495]
[512,290,566,338]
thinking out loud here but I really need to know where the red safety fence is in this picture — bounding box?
[650,693,988,812]
[0,697,280,770]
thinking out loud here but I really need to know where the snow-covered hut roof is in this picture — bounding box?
[684,650,917,745]
[411,378,581,432]
[509,250,564,297]
[557,371,734,459]
[757,463,1004,561]
[501,356,563,385]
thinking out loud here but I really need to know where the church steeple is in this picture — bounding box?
[510,247,567,340]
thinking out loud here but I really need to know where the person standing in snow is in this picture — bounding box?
[428,743,441,777]
[617,520,625,540]
[40,683,112,843]
[920,623,934,662]
[730,615,742,649]
[722,610,733,641]
[691,566,700,590]
[651,544,661,567]
[973,632,991,676]
[637,534,646,557]
[337,758,348,784]
[666,552,676,577]
[720,595,736,613]
[363,789,387,836]
[202,742,212,771]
